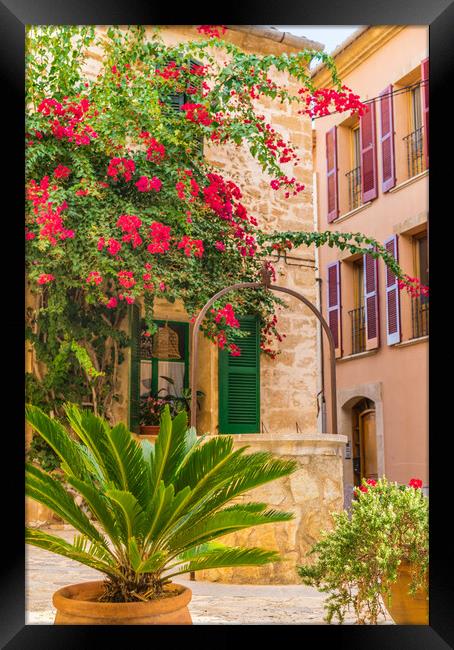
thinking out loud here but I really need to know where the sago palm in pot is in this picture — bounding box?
[25,403,297,624]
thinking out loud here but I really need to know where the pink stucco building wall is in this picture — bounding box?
[312,26,429,501]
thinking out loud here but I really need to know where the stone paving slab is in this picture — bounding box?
[25,525,392,625]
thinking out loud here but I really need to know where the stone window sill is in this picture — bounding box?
[337,349,378,363]
[392,335,428,349]
[332,201,372,225]
[388,169,428,194]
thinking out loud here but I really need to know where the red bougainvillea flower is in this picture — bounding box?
[118,270,136,289]
[408,478,423,489]
[197,25,227,39]
[147,222,171,254]
[215,241,226,252]
[107,238,122,256]
[398,275,429,298]
[177,235,204,258]
[181,102,213,126]
[139,134,166,163]
[107,157,135,182]
[53,164,71,179]
[229,343,241,357]
[105,297,117,309]
[135,176,162,192]
[37,273,55,284]
[214,304,240,328]
[86,271,103,286]
[97,237,105,251]
[366,479,377,487]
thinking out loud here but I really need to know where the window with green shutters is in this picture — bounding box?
[218,315,260,434]
[129,311,189,432]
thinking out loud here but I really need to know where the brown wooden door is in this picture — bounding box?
[359,409,378,480]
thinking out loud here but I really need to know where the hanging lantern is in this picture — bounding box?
[152,323,181,360]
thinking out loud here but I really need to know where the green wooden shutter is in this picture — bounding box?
[128,303,141,433]
[218,315,260,434]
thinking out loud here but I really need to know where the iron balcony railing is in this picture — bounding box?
[345,166,362,212]
[403,127,424,179]
[412,296,429,339]
[348,306,366,355]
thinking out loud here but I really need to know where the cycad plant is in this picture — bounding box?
[26,403,297,602]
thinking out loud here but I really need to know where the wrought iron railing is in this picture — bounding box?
[403,127,424,179]
[412,296,429,338]
[349,306,366,355]
[345,166,362,212]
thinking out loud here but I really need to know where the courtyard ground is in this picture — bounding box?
[26,525,391,625]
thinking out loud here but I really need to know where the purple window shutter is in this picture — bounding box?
[384,235,401,345]
[363,251,379,350]
[326,126,339,223]
[327,261,342,357]
[360,100,378,203]
[421,58,429,170]
[379,85,396,192]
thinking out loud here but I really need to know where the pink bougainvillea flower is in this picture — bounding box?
[118,270,136,289]
[147,222,171,254]
[215,241,226,252]
[53,164,71,179]
[86,271,103,286]
[197,25,227,39]
[37,273,55,285]
[107,238,122,256]
[105,297,118,309]
[135,176,162,192]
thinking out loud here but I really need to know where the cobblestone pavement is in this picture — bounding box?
[26,525,391,625]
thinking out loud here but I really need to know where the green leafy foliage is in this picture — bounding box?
[297,477,428,624]
[26,403,297,602]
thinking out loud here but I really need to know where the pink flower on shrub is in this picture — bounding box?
[86,271,103,286]
[53,164,71,179]
[37,273,55,284]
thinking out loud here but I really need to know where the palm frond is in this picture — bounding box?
[165,546,282,579]
[26,528,120,578]
[25,405,88,480]
[26,463,106,545]
[64,404,123,487]
[149,406,189,495]
[105,489,147,542]
[109,422,150,507]
[166,507,294,554]
[136,551,169,574]
[143,482,192,546]
[65,475,120,543]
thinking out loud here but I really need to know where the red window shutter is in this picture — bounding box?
[363,252,379,350]
[384,235,401,345]
[360,100,378,203]
[379,85,396,192]
[327,261,342,357]
[326,126,339,223]
[421,58,429,170]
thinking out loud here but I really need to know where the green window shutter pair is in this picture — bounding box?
[218,315,261,434]
[128,304,141,433]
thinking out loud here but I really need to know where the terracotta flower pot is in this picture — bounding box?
[383,562,428,625]
[53,581,192,625]
[139,425,160,436]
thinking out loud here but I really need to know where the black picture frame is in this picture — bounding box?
[2,1,452,647]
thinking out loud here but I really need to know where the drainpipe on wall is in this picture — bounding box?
[313,170,327,433]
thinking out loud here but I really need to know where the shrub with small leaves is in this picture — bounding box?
[297,476,428,624]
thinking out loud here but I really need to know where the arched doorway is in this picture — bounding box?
[351,397,377,486]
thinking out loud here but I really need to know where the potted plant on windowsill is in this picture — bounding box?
[297,476,428,625]
[26,403,297,625]
[139,380,205,436]
[139,395,166,436]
